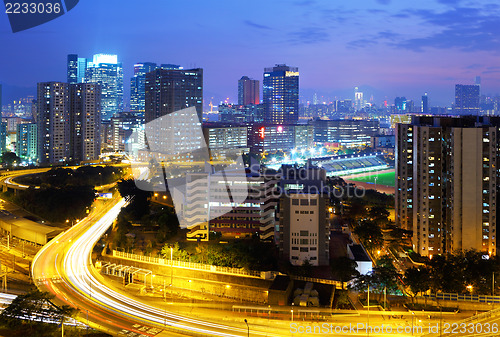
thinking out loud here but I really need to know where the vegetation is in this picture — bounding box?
[4,185,95,223]
[0,290,76,336]
[351,256,401,300]
[160,240,278,271]
[404,250,499,295]
[16,166,124,187]
[1,152,21,167]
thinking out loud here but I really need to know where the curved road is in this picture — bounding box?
[31,195,291,336]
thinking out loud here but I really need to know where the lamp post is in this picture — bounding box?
[367,284,370,337]
[244,319,249,337]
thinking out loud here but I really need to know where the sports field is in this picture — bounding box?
[347,170,395,187]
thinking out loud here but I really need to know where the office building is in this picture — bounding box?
[396,116,500,257]
[263,64,299,124]
[145,68,203,122]
[354,87,364,111]
[202,124,248,159]
[455,84,480,115]
[67,54,88,84]
[110,112,144,152]
[218,103,264,124]
[130,62,158,113]
[67,54,78,84]
[69,83,101,162]
[422,93,429,114]
[16,123,37,162]
[144,68,203,157]
[395,97,407,112]
[238,76,259,106]
[311,119,379,147]
[84,54,123,121]
[280,190,329,266]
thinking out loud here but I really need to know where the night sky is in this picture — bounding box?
[1,0,500,107]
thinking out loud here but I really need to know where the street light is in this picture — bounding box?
[244,319,249,337]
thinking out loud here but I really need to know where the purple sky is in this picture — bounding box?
[1,0,500,107]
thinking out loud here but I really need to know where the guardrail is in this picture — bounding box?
[424,293,500,304]
[112,250,276,279]
[290,275,346,289]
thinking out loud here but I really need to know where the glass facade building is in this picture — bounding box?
[263,64,299,125]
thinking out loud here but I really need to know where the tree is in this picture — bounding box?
[0,290,76,336]
[404,267,431,303]
[1,151,20,167]
[353,220,383,253]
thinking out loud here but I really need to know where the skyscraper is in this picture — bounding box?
[85,54,123,121]
[67,54,78,84]
[396,116,500,257]
[16,123,37,162]
[67,54,87,84]
[37,82,101,164]
[238,76,259,106]
[145,68,203,123]
[395,97,407,112]
[37,82,70,164]
[455,84,480,115]
[422,93,429,114]
[130,62,158,113]
[263,64,299,124]
[144,68,203,155]
[69,83,101,162]
[354,87,364,111]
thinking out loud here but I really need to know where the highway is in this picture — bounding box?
[31,195,294,336]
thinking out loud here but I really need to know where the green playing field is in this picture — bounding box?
[347,171,395,187]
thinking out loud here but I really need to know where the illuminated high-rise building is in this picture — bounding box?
[67,54,87,84]
[37,82,70,163]
[130,62,157,113]
[16,123,37,162]
[69,83,101,162]
[144,68,203,155]
[421,93,429,114]
[37,82,101,164]
[263,64,299,124]
[238,76,259,106]
[455,84,480,115]
[354,87,364,111]
[145,68,203,123]
[396,116,500,257]
[84,54,123,121]
[67,54,78,84]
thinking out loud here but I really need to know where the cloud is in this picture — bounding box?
[348,38,378,49]
[288,27,329,44]
[244,20,272,30]
[395,7,500,52]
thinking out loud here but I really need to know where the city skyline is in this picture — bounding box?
[2,0,500,106]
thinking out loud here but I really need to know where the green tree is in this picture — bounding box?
[1,151,20,167]
[353,220,383,253]
[0,290,76,336]
[404,267,431,303]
